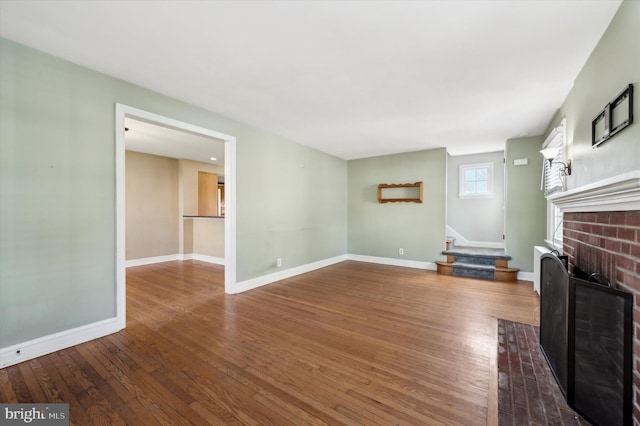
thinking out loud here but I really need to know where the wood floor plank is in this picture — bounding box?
[1,260,540,425]
[0,368,18,403]
[35,355,91,425]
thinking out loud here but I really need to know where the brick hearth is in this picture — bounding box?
[562,210,640,421]
[497,319,588,425]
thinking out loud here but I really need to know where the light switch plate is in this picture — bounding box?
[514,158,529,166]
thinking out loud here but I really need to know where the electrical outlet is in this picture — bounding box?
[277,258,282,267]
[399,248,404,255]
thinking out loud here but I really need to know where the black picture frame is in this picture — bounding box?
[592,84,634,147]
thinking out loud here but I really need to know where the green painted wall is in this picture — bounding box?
[347,149,447,262]
[237,134,347,277]
[505,136,546,272]
[0,38,347,347]
[506,0,639,273]
[3,0,635,350]
[544,0,640,188]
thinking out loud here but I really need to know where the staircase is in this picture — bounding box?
[435,247,519,282]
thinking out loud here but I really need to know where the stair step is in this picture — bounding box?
[435,249,520,282]
[495,267,520,282]
[442,248,511,260]
[452,263,495,280]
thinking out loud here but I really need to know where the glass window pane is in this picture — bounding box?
[465,169,476,182]
[476,168,488,180]
[460,163,493,197]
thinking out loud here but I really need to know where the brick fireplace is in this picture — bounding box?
[550,171,640,423]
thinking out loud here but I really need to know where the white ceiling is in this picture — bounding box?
[0,0,623,159]
[124,117,226,165]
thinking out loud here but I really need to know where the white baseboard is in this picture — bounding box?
[233,255,348,294]
[517,271,534,282]
[126,253,225,268]
[348,254,437,271]
[126,254,181,267]
[182,253,225,265]
[446,225,504,249]
[0,317,122,368]
[234,254,439,293]
[1,255,530,368]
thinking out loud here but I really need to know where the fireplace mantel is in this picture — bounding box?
[548,170,640,213]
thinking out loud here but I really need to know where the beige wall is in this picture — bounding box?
[180,159,224,216]
[183,219,194,254]
[179,159,225,258]
[125,151,179,260]
[126,153,225,260]
[186,218,225,258]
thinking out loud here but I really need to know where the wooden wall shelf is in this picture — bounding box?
[378,182,423,203]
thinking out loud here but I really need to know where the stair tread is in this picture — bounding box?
[496,266,520,272]
[438,261,520,272]
[442,248,511,260]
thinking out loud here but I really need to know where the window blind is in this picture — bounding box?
[542,120,566,196]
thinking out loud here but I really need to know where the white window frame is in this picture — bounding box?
[459,162,493,199]
[541,119,566,196]
[545,202,563,250]
[542,118,566,249]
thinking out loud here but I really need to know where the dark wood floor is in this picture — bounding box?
[0,260,540,425]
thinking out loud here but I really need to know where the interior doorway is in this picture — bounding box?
[115,104,237,329]
[445,151,505,249]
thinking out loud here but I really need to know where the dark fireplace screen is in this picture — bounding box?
[539,253,569,398]
[568,276,632,426]
[539,253,632,426]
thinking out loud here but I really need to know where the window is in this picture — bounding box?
[459,163,493,198]
[542,119,566,249]
[542,119,566,196]
[546,202,563,249]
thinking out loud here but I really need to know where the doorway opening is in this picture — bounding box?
[115,104,237,329]
[445,151,506,250]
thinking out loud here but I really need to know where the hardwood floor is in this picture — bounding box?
[0,260,540,425]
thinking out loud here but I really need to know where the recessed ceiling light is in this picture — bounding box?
[210,157,217,161]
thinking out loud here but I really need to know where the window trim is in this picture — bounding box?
[541,118,566,251]
[459,162,494,199]
[542,119,567,197]
[545,201,563,250]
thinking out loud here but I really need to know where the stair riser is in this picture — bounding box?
[436,251,519,282]
[495,270,518,282]
[452,265,495,280]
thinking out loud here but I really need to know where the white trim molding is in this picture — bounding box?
[183,254,225,265]
[233,254,440,294]
[548,170,640,212]
[125,254,225,268]
[459,162,494,199]
[126,254,181,268]
[0,318,122,368]
[233,255,348,294]
[517,271,534,282]
[348,254,437,271]
[445,225,505,249]
[115,103,238,333]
